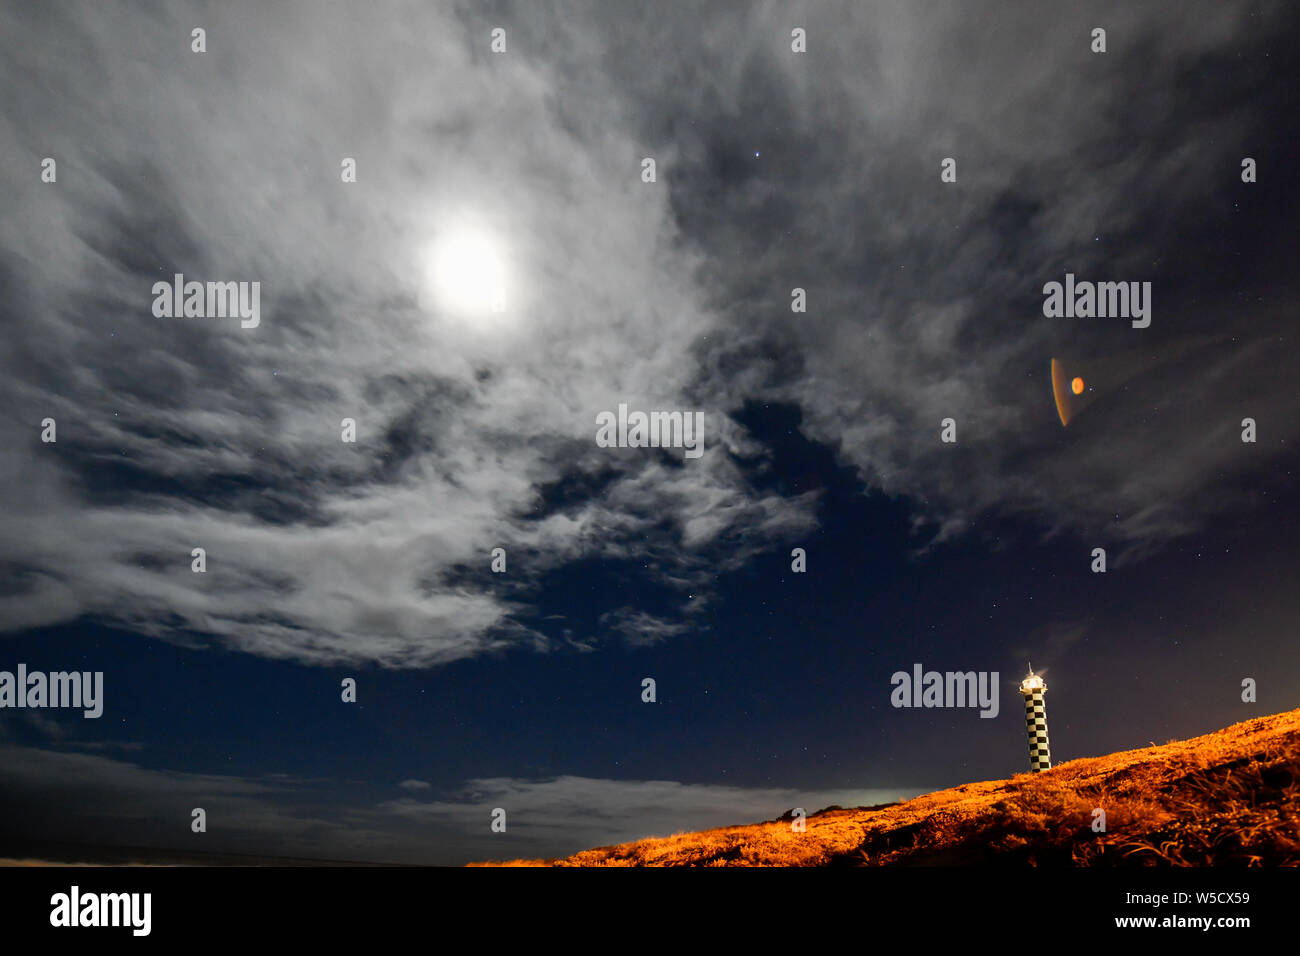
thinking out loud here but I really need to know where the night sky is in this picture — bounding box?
[1,1,1298,865]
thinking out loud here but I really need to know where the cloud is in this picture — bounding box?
[587,0,1299,553]
[0,0,1293,669]
[1010,619,1091,676]
[0,743,358,857]
[0,742,917,864]
[598,607,691,647]
[378,774,920,862]
[0,0,816,666]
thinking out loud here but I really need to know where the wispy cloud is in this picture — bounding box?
[0,0,1293,670]
[0,0,816,666]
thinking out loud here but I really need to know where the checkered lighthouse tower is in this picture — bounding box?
[1019,667,1051,772]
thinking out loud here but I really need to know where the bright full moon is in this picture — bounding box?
[420,227,510,323]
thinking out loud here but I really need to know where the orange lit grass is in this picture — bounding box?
[475,709,1300,867]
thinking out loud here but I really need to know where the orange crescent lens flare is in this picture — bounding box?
[1051,358,1073,426]
[1051,336,1229,429]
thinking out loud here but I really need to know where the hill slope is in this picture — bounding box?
[476,709,1300,866]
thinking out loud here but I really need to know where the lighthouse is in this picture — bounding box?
[1019,667,1051,772]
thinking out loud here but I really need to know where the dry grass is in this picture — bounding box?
[474,708,1300,867]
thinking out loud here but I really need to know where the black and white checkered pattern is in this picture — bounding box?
[1023,690,1051,772]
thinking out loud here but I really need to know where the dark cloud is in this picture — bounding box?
[0,742,914,864]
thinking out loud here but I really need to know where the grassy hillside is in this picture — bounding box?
[476,709,1300,866]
